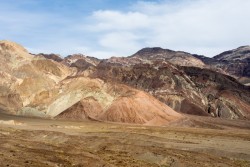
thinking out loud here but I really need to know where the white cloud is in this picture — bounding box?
[1,0,250,58]
[99,32,143,55]
[84,0,250,57]
[88,10,150,31]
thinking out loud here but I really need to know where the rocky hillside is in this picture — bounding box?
[33,44,250,120]
[214,46,250,61]
[92,58,250,119]
[194,46,250,85]
[92,61,208,116]
[182,66,250,119]
[1,40,250,123]
[130,47,205,67]
[0,40,182,125]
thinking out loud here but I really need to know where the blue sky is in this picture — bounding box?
[1,0,250,58]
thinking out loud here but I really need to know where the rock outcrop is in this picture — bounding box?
[214,46,250,61]
[194,46,250,86]
[182,66,250,119]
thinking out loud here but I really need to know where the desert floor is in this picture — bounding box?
[0,113,250,167]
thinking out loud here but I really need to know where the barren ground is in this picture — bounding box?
[0,113,250,167]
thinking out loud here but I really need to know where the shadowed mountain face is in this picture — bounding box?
[92,61,209,117]
[194,46,250,86]
[214,46,250,61]
[182,66,250,119]
[92,59,250,119]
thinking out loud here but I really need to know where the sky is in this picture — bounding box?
[0,0,250,58]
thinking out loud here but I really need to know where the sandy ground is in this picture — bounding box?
[0,113,250,167]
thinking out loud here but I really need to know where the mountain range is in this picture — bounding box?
[1,40,250,125]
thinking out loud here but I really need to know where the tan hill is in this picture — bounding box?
[55,80,181,125]
[0,40,74,115]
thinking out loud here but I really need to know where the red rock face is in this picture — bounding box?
[99,91,181,125]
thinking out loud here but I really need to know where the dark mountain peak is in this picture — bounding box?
[214,45,250,61]
[129,47,205,67]
[131,47,174,57]
[237,45,250,50]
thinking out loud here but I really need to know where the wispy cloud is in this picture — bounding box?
[1,0,250,58]
[88,10,150,31]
